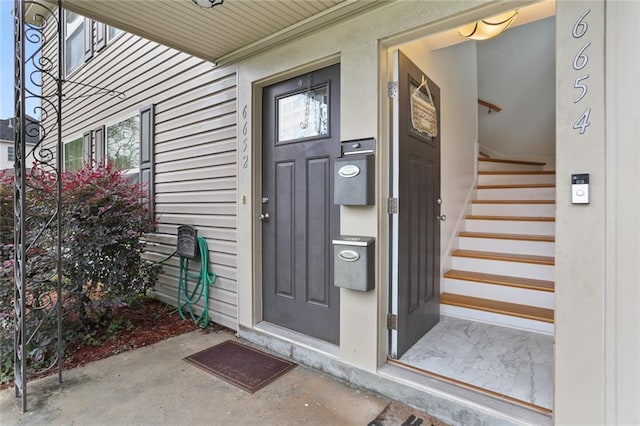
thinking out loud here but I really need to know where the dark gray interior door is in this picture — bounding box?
[396,51,441,357]
[262,64,341,344]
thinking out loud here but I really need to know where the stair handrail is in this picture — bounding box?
[478,99,502,113]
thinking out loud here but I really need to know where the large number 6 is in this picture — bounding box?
[573,9,590,38]
[573,42,591,70]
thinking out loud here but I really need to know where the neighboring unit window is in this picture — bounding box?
[65,11,84,74]
[64,138,83,170]
[107,115,140,175]
[107,26,121,41]
[7,146,15,162]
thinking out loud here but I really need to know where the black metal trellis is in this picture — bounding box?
[13,0,63,412]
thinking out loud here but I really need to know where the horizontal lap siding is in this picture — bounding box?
[149,49,238,331]
[43,21,239,330]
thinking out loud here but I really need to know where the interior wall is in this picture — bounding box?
[395,39,478,273]
[477,17,555,166]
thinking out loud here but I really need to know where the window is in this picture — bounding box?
[64,138,83,170]
[7,146,14,162]
[107,26,121,41]
[277,85,329,143]
[65,11,84,74]
[107,115,140,174]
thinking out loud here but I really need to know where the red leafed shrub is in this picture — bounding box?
[0,163,160,384]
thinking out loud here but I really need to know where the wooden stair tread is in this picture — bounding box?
[478,170,555,175]
[444,269,554,292]
[465,215,555,222]
[472,199,555,204]
[440,293,554,323]
[459,231,555,242]
[477,183,555,189]
[478,157,546,166]
[451,249,555,265]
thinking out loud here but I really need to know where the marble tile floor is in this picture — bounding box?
[398,315,553,410]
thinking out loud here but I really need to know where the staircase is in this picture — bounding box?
[440,157,555,334]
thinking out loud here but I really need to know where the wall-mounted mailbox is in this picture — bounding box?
[332,236,375,292]
[334,138,375,205]
[177,225,198,259]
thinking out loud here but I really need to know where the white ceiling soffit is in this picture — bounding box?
[61,0,385,65]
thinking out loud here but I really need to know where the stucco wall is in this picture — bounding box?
[478,17,555,166]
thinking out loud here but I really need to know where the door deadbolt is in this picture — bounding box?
[262,197,269,204]
[436,197,443,205]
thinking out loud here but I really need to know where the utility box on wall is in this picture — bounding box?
[332,236,375,292]
[334,138,375,205]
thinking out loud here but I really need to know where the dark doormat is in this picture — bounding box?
[184,339,297,393]
[368,402,450,426]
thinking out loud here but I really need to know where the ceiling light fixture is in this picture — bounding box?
[459,10,518,41]
[192,0,224,9]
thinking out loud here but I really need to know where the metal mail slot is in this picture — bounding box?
[332,236,375,292]
[334,154,374,205]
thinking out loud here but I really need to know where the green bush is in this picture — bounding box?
[0,164,160,384]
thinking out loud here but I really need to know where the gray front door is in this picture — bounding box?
[261,64,341,344]
[391,50,441,358]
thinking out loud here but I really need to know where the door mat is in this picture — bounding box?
[184,339,297,393]
[368,402,450,426]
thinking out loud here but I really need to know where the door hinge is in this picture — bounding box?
[387,313,398,330]
[387,197,398,214]
[387,81,398,98]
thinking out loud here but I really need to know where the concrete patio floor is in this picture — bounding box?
[0,329,389,425]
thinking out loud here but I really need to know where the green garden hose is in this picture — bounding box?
[177,236,216,328]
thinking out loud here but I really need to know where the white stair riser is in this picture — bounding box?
[478,174,556,185]
[458,236,555,257]
[477,187,556,200]
[465,219,555,235]
[440,305,554,335]
[451,256,555,281]
[471,203,556,216]
[443,278,555,309]
[478,161,544,172]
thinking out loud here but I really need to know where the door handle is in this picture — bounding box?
[436,214,446,222]
[259,212,270,222]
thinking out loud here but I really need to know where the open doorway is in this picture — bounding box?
[387,1,556,413]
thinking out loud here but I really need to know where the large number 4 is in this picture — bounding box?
[573,108,591,135]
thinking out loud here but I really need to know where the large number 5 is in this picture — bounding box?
[574,75,589,103]
[573,9,590,38]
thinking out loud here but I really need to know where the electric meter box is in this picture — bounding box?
[332,236,375,292]
[334,138,375,205]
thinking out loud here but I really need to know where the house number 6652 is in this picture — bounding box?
[571,9,591,135]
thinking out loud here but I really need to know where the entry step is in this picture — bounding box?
[477,183,555,190]
[440,293,554,323]
[451,249,555,266]
[478,157,546,166]
[472,200,555,204]
[478,170,556,175]
[458,231,555,243]
[443,269,555,292]
[465,215,555,222]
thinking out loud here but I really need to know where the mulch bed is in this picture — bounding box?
[1,299,227,391]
